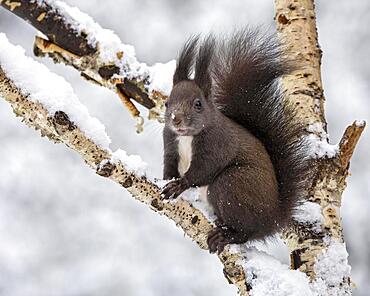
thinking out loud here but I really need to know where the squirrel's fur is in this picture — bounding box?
[162,28,309,253]
[213,29,309,228]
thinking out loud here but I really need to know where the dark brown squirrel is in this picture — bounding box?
[161,28,309,254]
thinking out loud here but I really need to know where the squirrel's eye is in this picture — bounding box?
[193,99,202,110]
[164,101,169,108]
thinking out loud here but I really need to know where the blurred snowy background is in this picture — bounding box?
[0,1,369,295]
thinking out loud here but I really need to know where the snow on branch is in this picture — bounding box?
[0,33,111,148]
[0,33,253,295]
[0,0,175,126]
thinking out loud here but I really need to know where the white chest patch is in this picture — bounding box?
[177,136,193,176]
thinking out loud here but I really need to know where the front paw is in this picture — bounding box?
[161,178,188,200]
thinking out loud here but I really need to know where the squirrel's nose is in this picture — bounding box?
[172,113,183,126]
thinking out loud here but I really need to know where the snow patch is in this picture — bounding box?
[311,241,351,295]
[111,149,147,176]
[294,202,324,233]
[180,187,217,223]
[0,33,111,149]
[154,179,217,222]
[148,60,176,95]
[306,122,338,158]
[354,120,365,127]
[152,178,169,189]
[230,242,351,295]
[230,246,313,296]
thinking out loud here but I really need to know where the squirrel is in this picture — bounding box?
[161,28,309,254]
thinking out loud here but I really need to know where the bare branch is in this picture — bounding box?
[338,121,366,169]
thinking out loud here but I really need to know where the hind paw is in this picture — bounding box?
[207,226,236,254]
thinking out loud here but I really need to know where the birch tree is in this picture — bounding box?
[0,0,365,295]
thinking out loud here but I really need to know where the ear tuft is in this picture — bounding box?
[173,35,199,85]
[194,35,216,97]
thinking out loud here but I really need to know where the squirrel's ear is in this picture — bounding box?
[194,35,215,98]
[173,36,199,85]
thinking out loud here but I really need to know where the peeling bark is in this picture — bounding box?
[0,66,249,295]
[275,0,365,293]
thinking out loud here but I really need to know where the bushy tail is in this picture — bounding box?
[213,28,309,221]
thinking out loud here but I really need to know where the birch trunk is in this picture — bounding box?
[275,0,364,294]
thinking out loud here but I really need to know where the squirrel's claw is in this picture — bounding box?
[161,178,187,200]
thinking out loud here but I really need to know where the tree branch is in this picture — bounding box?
[1,0,95,56]
[1,0,171,125]
[275,0,365,293]
[338,121,366,170]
